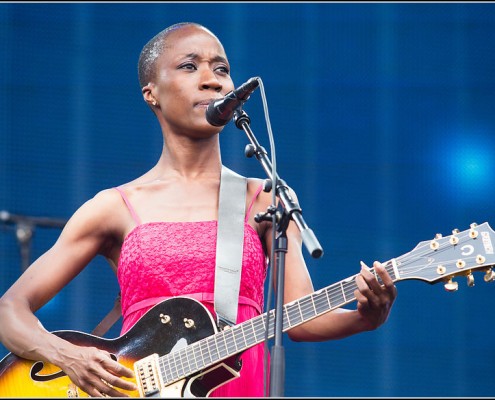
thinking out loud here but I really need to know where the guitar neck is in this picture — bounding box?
[158,262,398,385]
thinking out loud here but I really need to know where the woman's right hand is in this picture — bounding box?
[56,343,137,397]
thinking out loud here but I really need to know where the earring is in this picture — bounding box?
[152,100,157,106]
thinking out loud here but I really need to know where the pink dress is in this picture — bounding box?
[115,184,269,397]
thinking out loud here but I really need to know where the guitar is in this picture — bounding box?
[1,222,494,397]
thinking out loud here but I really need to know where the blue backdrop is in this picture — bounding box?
[1,2,495,397]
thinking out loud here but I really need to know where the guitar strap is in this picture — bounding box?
[91,165,246,336]
[91,292,121,337]
[214,165,247,329]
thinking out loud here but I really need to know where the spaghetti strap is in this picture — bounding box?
[114,187,142,226]
[245,182,264,222]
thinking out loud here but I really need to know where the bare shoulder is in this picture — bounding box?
[62,187,129,239]
[75,187,124,218]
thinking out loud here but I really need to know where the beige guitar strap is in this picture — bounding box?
[214,166,247,328]
[92,165,246,336]
[91,292,121,337]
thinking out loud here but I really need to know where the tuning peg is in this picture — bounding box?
[466,273,475,287]
[435,233,443,239]
[476,255,486,265]
[449,230,459,245]
[430,239,440,250]
[469,223,479,239]
[484,268,495,282]
[444,278,459,292]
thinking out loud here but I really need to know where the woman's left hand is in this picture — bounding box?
[354,261,398,330]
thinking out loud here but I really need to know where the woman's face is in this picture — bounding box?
[148,25,235,137]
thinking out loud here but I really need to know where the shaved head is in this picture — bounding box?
[137,22,220,88]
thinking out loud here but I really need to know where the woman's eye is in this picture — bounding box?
[180,63,197,70]
[216,66,230,74]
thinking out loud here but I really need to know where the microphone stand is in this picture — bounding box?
[233,109,323,397]
[0,210,67,271]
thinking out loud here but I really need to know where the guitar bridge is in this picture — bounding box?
[134,354,164,397]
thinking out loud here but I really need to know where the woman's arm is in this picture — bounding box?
[0,189,136,396]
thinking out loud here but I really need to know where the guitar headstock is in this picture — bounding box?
[394,222,495,291]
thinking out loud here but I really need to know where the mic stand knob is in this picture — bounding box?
[263,179,272,193]
[245,144,255,158]
[254,205,277,223]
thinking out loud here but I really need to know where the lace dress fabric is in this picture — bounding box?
[116,187,268,397]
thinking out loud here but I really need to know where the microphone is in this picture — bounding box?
[206,77,260,127]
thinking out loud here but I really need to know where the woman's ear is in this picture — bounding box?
[142,83,158,107]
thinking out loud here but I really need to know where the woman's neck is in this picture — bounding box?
[152,134,222,181]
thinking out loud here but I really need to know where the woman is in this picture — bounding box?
[0,22,397,397]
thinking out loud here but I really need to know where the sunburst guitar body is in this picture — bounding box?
[0,297,242,397]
